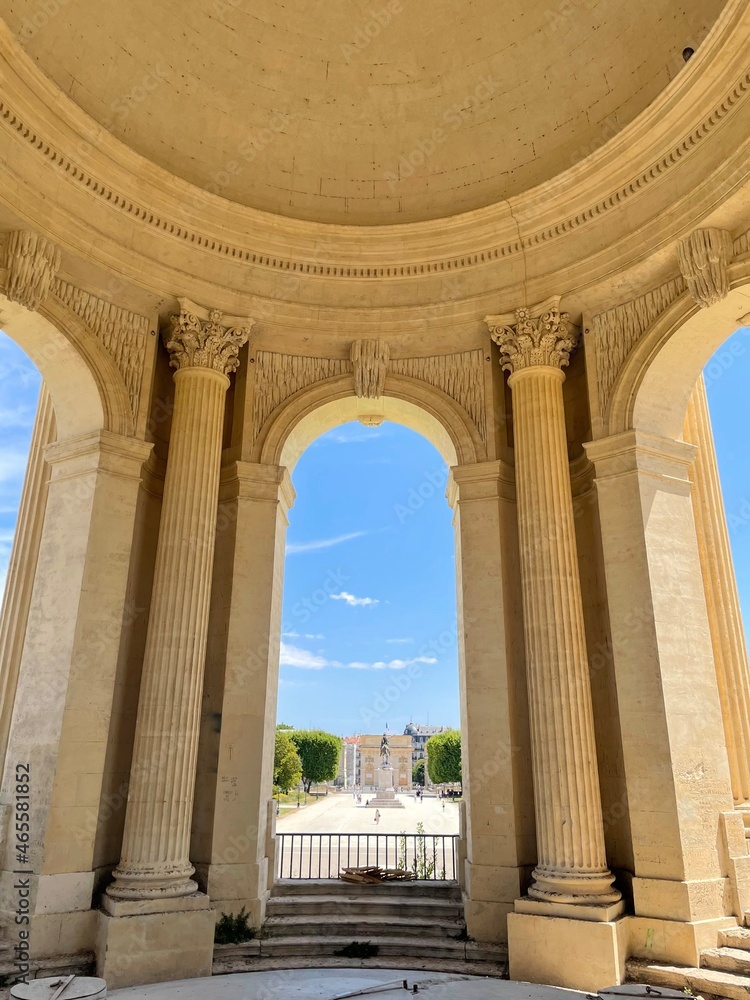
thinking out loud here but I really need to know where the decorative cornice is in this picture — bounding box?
[591,277,686,415]
[351,340,389,399]
[485,302,579,374]
[3,229,60,310]
[166,299,253,375]
[53,278,150,420]
[0,2,748,283]
[677,228,733,307]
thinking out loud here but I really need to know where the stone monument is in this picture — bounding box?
[368,732,404,808]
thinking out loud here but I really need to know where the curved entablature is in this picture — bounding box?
[0,292,133,439]
[0,3,747,317]
[253,372,486,471]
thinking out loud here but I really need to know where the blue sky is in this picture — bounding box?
[0,336,42,591]
[1,327,750,740]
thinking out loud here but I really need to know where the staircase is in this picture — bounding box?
[628,924,750,1000]
[213,880,507,977]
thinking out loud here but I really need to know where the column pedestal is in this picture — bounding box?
[96,895,214,989]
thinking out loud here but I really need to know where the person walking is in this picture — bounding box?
[374,809,381,825]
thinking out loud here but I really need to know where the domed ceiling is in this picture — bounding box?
[1,0,726,225]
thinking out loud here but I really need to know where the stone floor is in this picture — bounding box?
[276,793,460,835]
[110,969,584,1000]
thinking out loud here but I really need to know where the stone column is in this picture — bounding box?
[449,460,535,943]
[0,382,55,775]
[684,374,750,818]
[584,430,736,968]
[486,304,623,993]
[487,305,620,909]
[106,304,252,907]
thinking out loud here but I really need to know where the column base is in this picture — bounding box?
[507,909,626,992]
[515,894,626,922]
[96,893,214,988]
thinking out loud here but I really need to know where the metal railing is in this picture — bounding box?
[276,832,458,881]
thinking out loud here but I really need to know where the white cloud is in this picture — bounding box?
[279,642,333,670]
[331,591,379,607]
[280,641,436,672]
[343,656,437,671]
[386,637,414,644]
[286,531,366,555]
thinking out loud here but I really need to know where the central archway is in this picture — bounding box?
[196,371,535,947]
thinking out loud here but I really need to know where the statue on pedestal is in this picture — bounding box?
[380,732,391,766]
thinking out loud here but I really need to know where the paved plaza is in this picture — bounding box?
[276,792,460,836]
[111,970,586,1000]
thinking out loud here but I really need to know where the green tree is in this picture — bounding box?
[412,759,425,786]
[276,722,294,731]
[426,729,462,785]
[290,730,343,793]
[274,728,303,792]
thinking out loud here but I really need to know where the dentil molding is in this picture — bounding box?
[0,2,748,297]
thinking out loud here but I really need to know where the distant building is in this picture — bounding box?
[336,736,360,788]
[358,733,413,790]
[403,723,447,767]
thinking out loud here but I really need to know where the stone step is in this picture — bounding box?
[724,927,750,952]
[251,933,503,964]
[0,952,95,985]
[627,957,750,1000]
[266,894,464,920]
[271,878,461,899]
[262,914,465,939]
[702,946,750,976]
[212,953,507,979]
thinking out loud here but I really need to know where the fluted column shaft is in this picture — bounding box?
[108,304,252,900]
[511,367,618,903]
[486,304,620,906]
[685,374,750,812]
[0,383,55,774]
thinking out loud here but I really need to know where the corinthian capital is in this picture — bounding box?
[485,300,579,374]
[4,229,61,311]
[677,228,733,308]
[166,298,254,375]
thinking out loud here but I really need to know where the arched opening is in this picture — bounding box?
[274,417,461,878]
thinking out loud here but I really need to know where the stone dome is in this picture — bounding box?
[0,0,725,225]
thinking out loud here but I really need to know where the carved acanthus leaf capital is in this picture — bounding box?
[677,228,733,308]
[350,339,390,398]
[166,299,253,375]
[485,302,579,374]
[4,229,61,311]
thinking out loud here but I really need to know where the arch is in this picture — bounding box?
[607,272,750,440]
[0,291,133,440]
[254,372,486,471]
